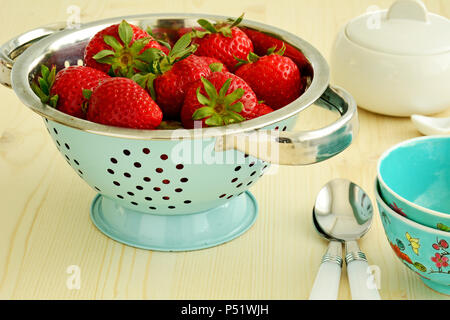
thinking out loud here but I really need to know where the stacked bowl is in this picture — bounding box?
[375,136,450,295]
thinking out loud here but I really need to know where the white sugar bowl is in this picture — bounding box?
[331,0,450,117]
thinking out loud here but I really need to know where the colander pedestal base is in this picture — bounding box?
[90,191,258,251]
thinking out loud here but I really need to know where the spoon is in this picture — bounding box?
[309,212,343,300]
[313,178,381,300]
[411,114,450,136]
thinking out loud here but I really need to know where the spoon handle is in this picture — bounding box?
[309,240,343,300]
[346,241,381,300]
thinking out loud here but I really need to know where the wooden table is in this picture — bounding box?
[0,0,449,300]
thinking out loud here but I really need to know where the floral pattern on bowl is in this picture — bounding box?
[376,180,450,295]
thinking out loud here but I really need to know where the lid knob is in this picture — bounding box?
[387,0,429,22]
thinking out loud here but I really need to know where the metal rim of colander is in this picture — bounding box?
[10,13,330,140]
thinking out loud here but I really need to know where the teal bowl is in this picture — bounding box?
[377,136,450,232]
[375,180,450,295]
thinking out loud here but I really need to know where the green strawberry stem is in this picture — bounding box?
[234,43,286,68]
[131,32,198,100]
[192,77,245,126]
[194,13,245,38]
[93,20,166,78]
[31,64,58,108]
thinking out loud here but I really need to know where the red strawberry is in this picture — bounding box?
[31,65,109,119]
[84,20,165,77]
[86,77,163,129]
[181,71,258,128]
[256,103,274,117]
[191,15,253,71]
[241,27,313,77]
[152,55,212,119]
[235,49,302,109]
[132,34,214,119]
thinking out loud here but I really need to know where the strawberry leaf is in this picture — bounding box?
[201,77,219,103]
[129,37,150,55]
[49,95,59,108]
[218,78,231,98]
[224,88,244,106]
[229,13,244,28]
[197,19,217,34]
[192,106,215,120]
[209,62,223,72]
[118,20,133,47]
[93,49,115,60]
[82,89,92,100]
[205,113,224,126]
[228,101,244,113]
[103,35,123,51]
[196,87,211,105]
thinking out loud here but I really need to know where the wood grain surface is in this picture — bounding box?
[0,0,449,300]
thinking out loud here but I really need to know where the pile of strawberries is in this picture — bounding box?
[32,14,311,130]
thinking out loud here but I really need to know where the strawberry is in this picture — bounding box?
[190,15,253,71]
[241,27,313,77]
[235,48,302,109]
[255,103,274,117]
[181,71,258,128]
[85,77,163,129]
[31,65,109,119]
[84,20,165,77]
[132,34,216,119]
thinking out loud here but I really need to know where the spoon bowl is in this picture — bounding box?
[411,114,450,136]
[313,178,380,300]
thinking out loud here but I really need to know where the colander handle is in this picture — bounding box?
[0,23,66,88]
[216,85,358,165]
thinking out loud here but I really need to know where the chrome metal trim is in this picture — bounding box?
[345,251,368,264]
[322,254,344,267]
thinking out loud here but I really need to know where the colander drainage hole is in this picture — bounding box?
[134,162,141,168]
[168,206,175,209]
[236,183,243,188]
[231,178,238,183]
[162,179,170,184]
[124,172,131,178]
[235,166,241,171]
[184,200,191,204]
[53,128,58,135]
[127,191,134,196]
[110,157,118,164]
[180,178,188,183]
[145,197,152,201]
[123,149,130,156]
[219,194,226,198]
[143,177,151,182]
[64,143,70,150]
[107,169,114,174]
[117,195,124,199]
[113,181,120,186]
[250,171,256,176]
[160,154,168,160]
[176,164,184,169]
[143,148,150,154]
[154,187,161,192]
[175,188,182,193]
[156,168,163,173]
[131,202,138,206]
[136,186,143,190]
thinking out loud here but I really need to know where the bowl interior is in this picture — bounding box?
[379,137,450,214]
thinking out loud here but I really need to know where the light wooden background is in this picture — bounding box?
[0,0,449,300]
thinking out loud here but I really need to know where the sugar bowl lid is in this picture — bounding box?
[345,0,450,55]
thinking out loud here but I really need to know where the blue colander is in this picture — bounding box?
[2,14,358,251]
